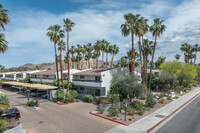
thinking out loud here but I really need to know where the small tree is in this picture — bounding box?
[158,72,178,91]
[110,75,145,101]
[24,76,30,83]
[0,94,10,117]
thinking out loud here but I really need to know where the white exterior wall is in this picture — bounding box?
[101,67,129,96]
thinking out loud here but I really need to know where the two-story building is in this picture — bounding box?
[72,67,129,98]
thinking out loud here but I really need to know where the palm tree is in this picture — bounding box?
[46,25,64,89]
[92,51,100,68]
[143,39,153,84]
[101,39,107,68]
[110,45,119,68]
[69,46,76,69]
[63,18,75,94]
[192,44,199,65]
[0,4,10,31]
[180,43,191,64]
[104,41,110,68]
[85,43,93,68]
[58,40,66,97]
[121,13,140,75]
[76,44,82,69]
[175,54,181,60]
[94,40,102,68]
[136,17,149,83]
[64,54,68,70]
[81,45,86,69]
[0,34,8,54]
[149,18,166,90]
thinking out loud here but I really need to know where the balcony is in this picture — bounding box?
[72,79,102,87]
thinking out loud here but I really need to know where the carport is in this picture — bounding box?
[1,81,57,100]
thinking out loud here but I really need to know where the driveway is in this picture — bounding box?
[155,95,200,133]
[0,88,118,133]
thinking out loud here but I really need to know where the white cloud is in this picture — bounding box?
[1,0,200,67]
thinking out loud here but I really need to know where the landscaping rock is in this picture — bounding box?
[117,113,122,117]
[163,97,167,100]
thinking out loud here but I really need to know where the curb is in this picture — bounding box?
[90,111,128,126]
[56,101,82,105]
[147,93,200,133]
[82,102,98,105]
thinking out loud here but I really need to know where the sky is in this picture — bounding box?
[0,0,200,68]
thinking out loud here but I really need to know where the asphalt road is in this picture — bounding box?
[0,88,118,133]
[155,95,200,133]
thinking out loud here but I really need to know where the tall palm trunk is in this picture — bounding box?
[194,52,197,65]
[72,54,74,69]
[138,35,143,83]
[88,55,90,68]
[131,31,135,77]
[106,52,108,68]
[111,54,114,68]
[149,35,157,90]
[102,51,104,68]
[145,55,148,85]
[96,56,98,69]
[142,35,146,84]
[60,51,65,97]
[67,31,70,94]
[54,42,60,89]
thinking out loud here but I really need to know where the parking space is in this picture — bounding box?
[0,88,118,133]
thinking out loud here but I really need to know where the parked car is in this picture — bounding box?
[1,107,20,119]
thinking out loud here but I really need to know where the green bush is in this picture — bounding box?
[95,97,101,105]
[127,107,136,116]
[100,99,111,104]
[24,76,31,83]
[174,86,184,93]
[158,72,178,91]
[0,119,8,133]
[20,87,28,93]
[138,106,146,115]
[64,95,74,103]
[84,94,94,103]
[130,101,144,110]
[106,93,120,103]
[53,80,74,89]
[0,94,10,115]
[148,74,158,90]
[67,90,78,98]
[108,109,119,116]
[54,89,64,102]
[145,92,156,108]
[26,100,36,106]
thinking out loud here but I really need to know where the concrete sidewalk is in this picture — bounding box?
[105,87,200,133]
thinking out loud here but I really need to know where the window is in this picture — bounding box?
[80,76,85,79]
[95,76,100,81]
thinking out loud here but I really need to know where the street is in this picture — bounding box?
[0,88,118,133]
[155,95,200,133]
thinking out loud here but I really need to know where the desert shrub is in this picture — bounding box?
[95,97,102,105]
[138,106,146,115]
[106,93,120,103]
[68,90,78,98]
[84,94,94,103]
[20,87,28,93]
[130,101,144,110]
[26,100,36,106]
[108,108,119,116]
[99,108,105,114]
[110,75,145,101]
[54,89,64,101]
[148,74,158,90]
[24,76,31,83]
[158,72,178,91]
[0,94,10,115]
[0,119,8,133]
[145,92,156,108]
[100,99,111,104]
[64,95,74,103]
[127,107,136,116]
[174,86,184,93]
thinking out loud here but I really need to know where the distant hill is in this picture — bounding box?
[19,60,112,70]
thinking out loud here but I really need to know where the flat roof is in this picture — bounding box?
[32,70,57,75]
[73,68,112,76]
[1,81,57,90]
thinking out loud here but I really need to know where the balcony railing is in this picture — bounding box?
[30,77,56,80]
[72,79,102,83]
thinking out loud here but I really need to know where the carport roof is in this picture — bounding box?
[1,81,57,90]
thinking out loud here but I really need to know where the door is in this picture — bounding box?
[95,89,100,96]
